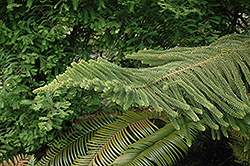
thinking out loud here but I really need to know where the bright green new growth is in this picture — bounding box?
[34,34,250,147]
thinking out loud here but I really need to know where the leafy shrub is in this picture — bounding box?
[0,0,249,162]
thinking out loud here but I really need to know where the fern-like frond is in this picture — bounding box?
[34,34,250,146]
[0,154,34,166]
[35,111,198,166]
[72,111,155,166]
[36,112,115,166]
[110,119,198,166]
[126,34,250,67]
[0,49,19,73]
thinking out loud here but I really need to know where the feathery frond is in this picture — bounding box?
[36,111,198,166]
[34,34,250,147]
[72,111,155,166]
[36,112,115,166]
[110,119,198,166]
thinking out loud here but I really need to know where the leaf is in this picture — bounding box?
[111,117,198,165]
[26,0,33,10]
[34,34,250,140]
[72,0,78,10]
[36,112,115,166]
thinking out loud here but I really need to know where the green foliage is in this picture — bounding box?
[229,129,250,165]
[23,91,72,131]
[0,0,74,160]
[0,90,71,158]
[158,0,250,47]
[36,111,116,166]
[1,0,250,163]
[35,34,250,151]
[34,111,198,166]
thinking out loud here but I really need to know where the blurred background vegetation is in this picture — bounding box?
[0,0,250,164]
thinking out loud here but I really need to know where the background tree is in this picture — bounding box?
[0,0,249,163]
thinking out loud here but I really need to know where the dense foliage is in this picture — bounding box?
[34,111,199,166]
[35,33,250,149]
[0,0,250,163]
